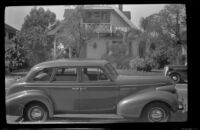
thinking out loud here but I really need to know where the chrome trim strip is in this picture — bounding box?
[120,83,167,87]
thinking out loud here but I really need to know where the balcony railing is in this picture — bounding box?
[82,23,112,33]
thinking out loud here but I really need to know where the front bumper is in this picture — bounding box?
[177,94,185,112]
[178,101,184,111]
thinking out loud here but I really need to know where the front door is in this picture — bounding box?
[79,67,119,113]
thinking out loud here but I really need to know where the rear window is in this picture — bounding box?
[53,67,78,82]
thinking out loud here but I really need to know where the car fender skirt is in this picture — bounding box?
[6,90,54,117]
[117,90,178,118]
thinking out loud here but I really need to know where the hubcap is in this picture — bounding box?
[148,107,167,122]
[172,76,178,81]
[29,107,44,120]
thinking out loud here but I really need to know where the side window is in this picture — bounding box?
[33,68,53,82]
[53,67,77,82]
[81,67,108,81]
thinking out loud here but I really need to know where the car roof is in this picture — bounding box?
[33,59,109,69]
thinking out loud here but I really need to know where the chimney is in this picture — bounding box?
[119,4,123,12]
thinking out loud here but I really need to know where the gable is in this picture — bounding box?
[110,10,130,29]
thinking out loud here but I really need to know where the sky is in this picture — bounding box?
[5,4,166,30]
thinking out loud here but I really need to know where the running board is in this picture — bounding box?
[53,114,124,119]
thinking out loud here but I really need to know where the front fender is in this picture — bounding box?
[6,90,54,117]
[117,89,178,118]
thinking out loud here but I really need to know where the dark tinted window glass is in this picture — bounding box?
[33,68,53,82]
[53,67,77,82]
[82,67,108,81]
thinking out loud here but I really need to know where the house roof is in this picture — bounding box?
[123,11,131,20]
[47,5,138,35]
[5,23,18,33]
[110,5,138,29]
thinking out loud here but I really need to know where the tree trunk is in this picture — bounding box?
[53,37,57,59]
[128,41,132,57]
[69,47,72,58]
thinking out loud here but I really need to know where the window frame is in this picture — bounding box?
[29,67,55,83]
[50,66,80,83]
[80,66,111,83]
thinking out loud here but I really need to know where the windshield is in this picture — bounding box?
[105,63,118,78]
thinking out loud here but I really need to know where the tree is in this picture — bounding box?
[124,28,141,57]
[137,4,187,67]
[102,43,131,69]
[19,7,56,66]
[159,4,187,64]
[158,4,186,45]
[5,34,28,72]
[54,5,94,59]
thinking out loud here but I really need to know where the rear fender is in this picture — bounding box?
[117,89,178,118]
[6,90,54,117]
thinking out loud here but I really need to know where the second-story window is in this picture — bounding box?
[83,11,110,23]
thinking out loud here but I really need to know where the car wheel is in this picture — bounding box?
[170,73,181,83]
[141,102,171,122]
[23,102,48,121]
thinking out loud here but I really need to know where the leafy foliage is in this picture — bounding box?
[102,43,131,69]
[138,4,187,67]
[54,5,94,59]
[129,57,154,72]
[5,37,28,73]
[19,7,56,66]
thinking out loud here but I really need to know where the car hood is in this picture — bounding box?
[115,75,174,86]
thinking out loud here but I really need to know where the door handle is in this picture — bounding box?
[72,87,79,90]
[80,87,87,91]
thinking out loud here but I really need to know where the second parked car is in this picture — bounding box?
[164,65,187,83]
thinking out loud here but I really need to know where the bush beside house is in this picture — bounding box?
[129,57,154,72]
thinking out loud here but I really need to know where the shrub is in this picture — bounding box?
[130,57,153,72]
[5,43,28,72]
[102,54,132,70]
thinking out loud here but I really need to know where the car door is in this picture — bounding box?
[47,67,80,114]
[79,67,119,114]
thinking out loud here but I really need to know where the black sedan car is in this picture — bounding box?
[164,65,187,83]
